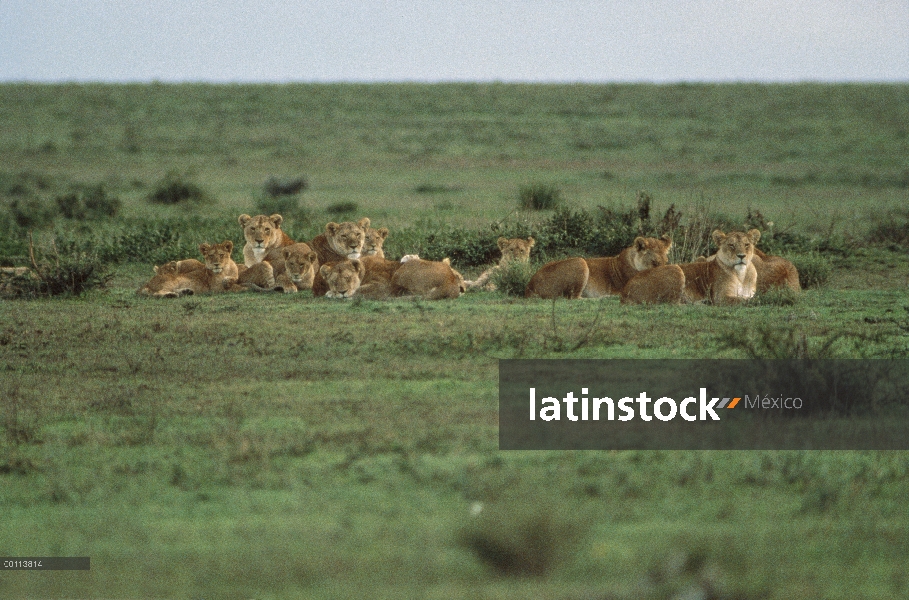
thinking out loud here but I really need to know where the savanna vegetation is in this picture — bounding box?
[1,82,908,599]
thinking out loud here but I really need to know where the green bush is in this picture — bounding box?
[55,184,122,220]
[791,253,831,289]
[867,210,909,248]
[518,184,562,210]
[3,246,112,298]
[147,172,208,205]
[325,201,359,217]
[7,197,57,229]
[254,195,314,229]
[263,176,307,198]
[489,261,537,296]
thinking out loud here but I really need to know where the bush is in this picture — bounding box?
[3,242,112,298]
[55,184,122,220]
[147,172,208,205]
[325,201,359,217]
[263,176,308,198]
[867,210,909,247]
[489,261,536,297]
[791,253,831,289]
[7,197,57,229]
[519,184,562,210]
[254,195,313,228]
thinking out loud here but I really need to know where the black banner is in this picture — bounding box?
[499,360,909,450]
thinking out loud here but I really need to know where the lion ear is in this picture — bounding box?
[634,236,647,252]
[527,237,535,248]
[357,217,371,230]
[711,230,727,245]
[319,264,331,277]
[377,227,389,240]
[282,248,293,260]
[238,214,252,227]
[442,257,451,265]
[497,237,507,249]
[747,229,761,244]
[660,234,672,249]
[325,222,340,236]
[307,251,318,263]
[153,265,160,273]
[223,240,234,254]
[199,243,210,254]
[269,214,284,229]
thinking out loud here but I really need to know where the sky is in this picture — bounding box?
[2,0,907,83]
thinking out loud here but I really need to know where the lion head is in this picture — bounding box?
[712,229,759,274]
[363,226,389,257]
[199,241,234,274]
[630,235,673,271]
[325,217,369,260]
[238,214,284,251]
[282,243,319,286]
[497,237,535,264]
[319,260,365,298]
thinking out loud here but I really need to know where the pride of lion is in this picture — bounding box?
[136,211,800,305]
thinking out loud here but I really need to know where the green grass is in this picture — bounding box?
[1,82,909,598]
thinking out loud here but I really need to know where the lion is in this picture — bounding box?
[362,225,389,258]
[238,213,294,267]
[524,236,672,299]
[679,230,759,304]
[355,254,404,299]
[696,230,800,294]
[312,260,365,298]
[309,218,370,264]
[620,265,685,304]
[391,257,465,300]
[466,237,535,291]
[273,243,319,292]
[137,241,239,297]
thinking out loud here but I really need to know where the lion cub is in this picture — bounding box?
[466,237,535,291]
[362,225,389,258]
[391,256,465,300]
[525,236,672,299]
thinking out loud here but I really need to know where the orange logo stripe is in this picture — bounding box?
[727,397,741,409]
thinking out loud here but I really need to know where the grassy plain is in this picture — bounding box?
[1,83,908,598]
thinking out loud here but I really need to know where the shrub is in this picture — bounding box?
[3,241,112,298]
[867,210,909,248]
[325,201,359,217]
[518,184,562,210]
[791,253,831,289]
[55,184,122,220]
[147,172,208,205]
[489,261,537,297]
[263,176,308,198]
[254,195,314,228]
[7,197,57,229]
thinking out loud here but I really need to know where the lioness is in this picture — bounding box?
[466,237,535,291]
[391,257,465,300]
[238,213,294,267]
[362,225,389,258]
[313,260,365,298]
[309,218,370,264]
[680,230,759,304]
[138,241,239,297]
[525,235,672,299]
[355,255,403,299]
[697,230,800,294]
[621,265,685,304]
[273,243,319,292]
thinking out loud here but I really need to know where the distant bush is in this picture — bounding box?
[414,183,461,194]
[326,201,359,217]
[254,195,314,228]
[3,241,112,298]
[489,261,536,297]
[867,210,909,248]
[519,184,562,210]
[791,254,831,289]
[147,172,208,205]
[55,184,122,220]
[263,176,308,198]
[7,197,57,229]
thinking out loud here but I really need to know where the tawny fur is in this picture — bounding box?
[680,230,759,304]
[524,236,672,299]
[309,217,370,264]
[621,264,685,304]
[138,241,238,297]
[362,225,389,258]
[312,260,365,298]
[466,237,535,291]
[391,258,465,300]
[238,213,294,268]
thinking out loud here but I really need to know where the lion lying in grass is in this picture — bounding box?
[525,235,672,299]
[465,237,535,292]
[138,241,242,297]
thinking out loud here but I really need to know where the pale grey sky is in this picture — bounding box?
[2,0,907,82]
